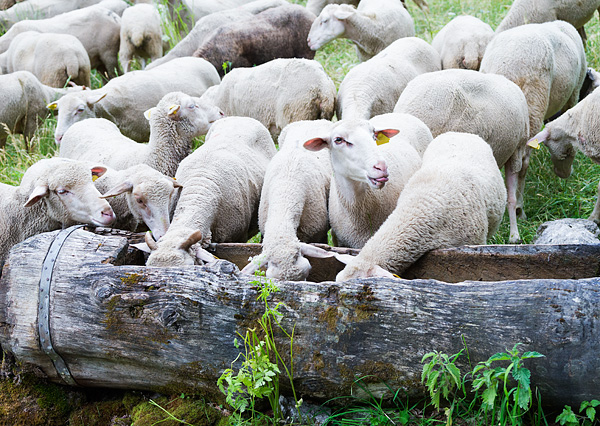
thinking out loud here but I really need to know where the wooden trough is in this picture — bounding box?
[1,226,600,407]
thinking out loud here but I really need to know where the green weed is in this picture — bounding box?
[557,400,600,426]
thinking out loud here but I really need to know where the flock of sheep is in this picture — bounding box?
[0,0,599,283]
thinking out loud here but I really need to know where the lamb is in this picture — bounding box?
[335,132,507,281]
[431,15,494,71]
[0,157,115,269]
[49,57,221,144]
[200,58,335,140]
[393,69,530,243]
[0,31,91,88]
[303,118,422,248]
[119,3,163,73]
[525,87,600,221]
[192,4,316,77]
[58,91,224,178]
[480,20,587,139]
[307,0,415,62]
[0,70,82,148]
[146,0,287,70]
[94,164,182,241]
[305,0,429,16]
[145,116,276,267]
[0,4,122,79]
[368,112,433,157]
[0,0,103,30]
[336,37,441,120]
[496,0,600,41]
[241,120,335,281]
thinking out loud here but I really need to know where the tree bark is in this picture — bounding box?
[1,227,599,408]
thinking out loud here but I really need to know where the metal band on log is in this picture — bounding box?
[0,228,599,407]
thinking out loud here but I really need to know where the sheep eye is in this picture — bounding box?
[56,189,69,195]
[333,137,344,144]
[189,104,197,109]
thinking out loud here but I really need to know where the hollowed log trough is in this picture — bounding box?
[1,226,600,407]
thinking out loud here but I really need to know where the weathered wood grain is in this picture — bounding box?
[0,228,599,408]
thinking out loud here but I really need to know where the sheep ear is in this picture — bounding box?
[145,230,158,250]
[132,241,152,253]
[299,243,336,259]
[47,101,58,110]
[241,253,267,275]
[168,104,181,117]
[24,185,49,207]
[87,92,107,107]
[180,230,203,251]
[527,128,549,149]
[303,137,329,151]
[144,107,155,120]
[91,166,108,181]
[333,6,354,19]
[100,181,134,198]
[194,245,218,265]
[333,252,355,265]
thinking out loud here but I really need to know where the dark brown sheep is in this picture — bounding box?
[192,4,316,77]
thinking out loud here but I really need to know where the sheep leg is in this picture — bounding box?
[505,161,521,244]
[588,180,600,224]
[516,147,531,220]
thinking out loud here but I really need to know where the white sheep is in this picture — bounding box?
[0,0,103,30]
[58,91,224,178]
[181,0,259,22]
[394,69,530,243]
[94,164,182,241]
[241,120,335,281]
[368,112,433,157]
[0,4,122,78]
[0,70,82,148]
[525,86,600,222]
[0,31,91,88]
[49,57,221,144]
[305,0,429,16]
[336,37,441,120]
[145,116,276,267]
[146,0,286,70]
[496,0,600,41]
[307,0,415,61]
[304,118,422,248]
[335,132,507,281]
[480,20,587,139]
[200,58,335,140]
[431,15,494,71]
[119,3,163,73]
[0,157,116,268]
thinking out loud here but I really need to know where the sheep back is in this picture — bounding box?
[203,58,336,140]
[480,20,586,137]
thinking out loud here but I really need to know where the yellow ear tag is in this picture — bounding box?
[392,273,400,278]
[168,104,180,116]
[47,103,57,110]
[92,175,99,182]
[376,133,390,145]
[527,138,541,149]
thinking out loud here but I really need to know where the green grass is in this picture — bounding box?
[1,0,600,243]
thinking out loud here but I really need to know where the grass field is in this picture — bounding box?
[1,0,600,245]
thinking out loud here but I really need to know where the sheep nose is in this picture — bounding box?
[373,160,388,175]
[101,207,116,225]
[55,134,63,144]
